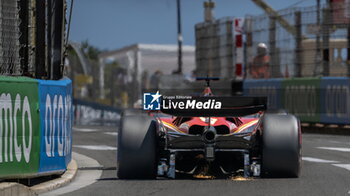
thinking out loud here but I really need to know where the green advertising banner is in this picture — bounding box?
[0,76,40,178]
[282,77,321,123]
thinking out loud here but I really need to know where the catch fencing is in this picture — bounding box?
[0,0,21,75]
[0,0,67,80]
[195,17,235,79]
[245,3,350,79]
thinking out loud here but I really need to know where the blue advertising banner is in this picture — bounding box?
[243,78,283,110]
[38,78,73,173]
[320,77,350,124]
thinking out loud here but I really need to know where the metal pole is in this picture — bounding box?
[245,18,253,79]
[52,0,64,80]
[176,0,183,74]
[65,0,74,47]
[295,11,302,77]
[314,0,321,76]
[269,16,277,78]
[35,0,46,79]
[19,0,29,76]
[322,8,330,76]
[47,0,52,79]
[110,68,115,106]
[347,26,350,77]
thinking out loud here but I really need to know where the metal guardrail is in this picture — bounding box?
[73,99,121,126]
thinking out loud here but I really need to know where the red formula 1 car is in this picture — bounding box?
[117,78,301,179]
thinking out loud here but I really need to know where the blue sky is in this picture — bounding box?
[70,0,324,50]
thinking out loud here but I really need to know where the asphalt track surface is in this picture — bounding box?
[60,125,350,196]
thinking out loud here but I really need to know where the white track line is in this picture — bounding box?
[317,147,350,152]
[332,164,350,172]
[73,145,117,150]
[41,152,102,196]
[104,132,118,136]
[73,127,99,132]
[302,157,339,163]
[329,140,350,145]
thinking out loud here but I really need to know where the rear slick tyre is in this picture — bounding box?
[117,115,157,179]
[261,114,301,178]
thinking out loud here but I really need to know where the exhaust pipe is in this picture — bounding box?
[203,126,216,143]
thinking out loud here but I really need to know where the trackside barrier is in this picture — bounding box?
[0,77,40,178]
[73,99,121,126]
[320,77,350,124]
[243,77,350,124]
[0,76,72,179]
[243,78,283,109]
[38,79,72,174]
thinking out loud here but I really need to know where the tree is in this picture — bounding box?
[81,40,102,61]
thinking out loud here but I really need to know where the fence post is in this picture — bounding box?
[347,26,350,77]
[47,0,53,79]
[314,0,322,76]
[131,48,140,107]
[295,11,302,77]
[52,0,64,80]
[322,8,330,76]
[35,0,46,79]
[227,20,234,79]
[19,0,29,75]
[244,17,253,79]
[269,16,278,78]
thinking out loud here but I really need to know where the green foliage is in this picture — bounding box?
[81,40,102,61]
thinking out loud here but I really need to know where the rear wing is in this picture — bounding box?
[160,96,267,117]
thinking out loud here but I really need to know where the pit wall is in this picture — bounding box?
[0,76,72,179]
[243,77,350,124]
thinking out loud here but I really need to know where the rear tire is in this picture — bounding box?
[261,114,301,177]
[117,115,158,179]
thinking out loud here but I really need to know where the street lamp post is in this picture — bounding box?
[176,0,183,74]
